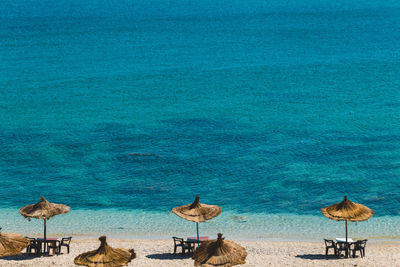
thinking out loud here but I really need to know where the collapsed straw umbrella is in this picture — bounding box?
[19,197,70,254]
[74,236,136,267]
[321,196,374,244]
[192,233,247,267]
[172,196,221,245]
[0,228,30,257]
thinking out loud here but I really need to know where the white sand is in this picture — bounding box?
[1,238,399,266]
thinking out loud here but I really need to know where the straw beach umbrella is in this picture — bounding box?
[19,197,70,253]
[192,233,247,267]
[321,196,374,243]
[172,196,221,245]
[0,228,30,257]
[74,236,136,267]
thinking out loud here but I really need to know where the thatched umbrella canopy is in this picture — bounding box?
[19,197,70,220]
[321,196,374,243]
[192,233,247,267]
[0,228,30,257]
[19,197,70,253]
[172,196,221,244]
[172,196,222,223]
[74,236,136,267]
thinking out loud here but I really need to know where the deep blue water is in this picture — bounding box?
[1,1,400,228]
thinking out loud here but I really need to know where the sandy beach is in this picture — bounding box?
[1,238,399,266]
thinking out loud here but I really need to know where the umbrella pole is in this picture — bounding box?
[345,220,348,258]
[196,222,199,246]
[44,218,47,255]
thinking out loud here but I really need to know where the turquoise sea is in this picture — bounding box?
[1,0,400,240]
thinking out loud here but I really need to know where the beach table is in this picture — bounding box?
[187,236,208,247]
[187,236,209,242]
[336,238,355,258]
[336,238,354,243]
[36,237,59,255]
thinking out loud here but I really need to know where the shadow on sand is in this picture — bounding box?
[295,254,342,260]
[146,253,192,260]
[0,253,42,261]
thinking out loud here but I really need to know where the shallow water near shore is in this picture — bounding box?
[2,208,400,241]
[1,1,400,239]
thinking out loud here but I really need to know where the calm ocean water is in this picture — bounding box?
[1,1,400,239]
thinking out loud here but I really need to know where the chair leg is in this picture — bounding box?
[173,245,177,254]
